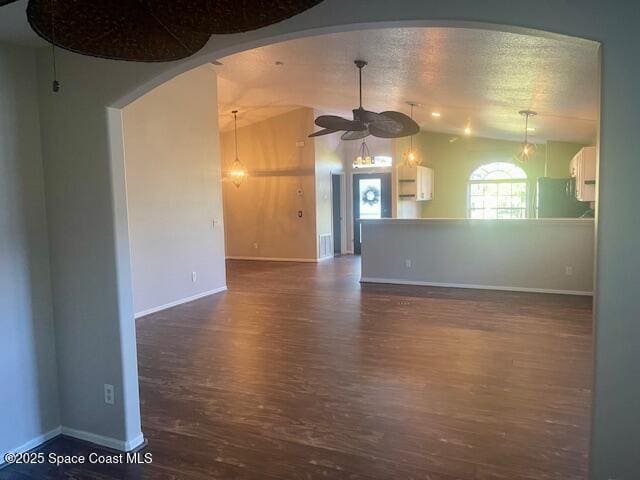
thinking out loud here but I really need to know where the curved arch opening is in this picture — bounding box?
[113,19,601,480]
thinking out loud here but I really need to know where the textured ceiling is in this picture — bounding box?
[216,27,599,143]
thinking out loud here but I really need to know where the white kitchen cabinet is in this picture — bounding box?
[397,164,434,202]
[570,146,597,202]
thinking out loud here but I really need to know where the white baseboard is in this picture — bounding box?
[135,286,227,318]
[61,427,144,452]
[226,256,318,263]
[0,426,145,468]
[360,277,593,296]
[1,426,62,466]
[317,255,334,262]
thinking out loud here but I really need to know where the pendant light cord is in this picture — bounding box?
[232,110,239,160]
[358,64,362,108]
[50,0,59,92]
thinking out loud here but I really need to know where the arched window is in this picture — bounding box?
[468,162,528,219]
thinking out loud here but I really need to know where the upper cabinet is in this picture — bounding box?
[570,146,597,202]
[398,165,434,202]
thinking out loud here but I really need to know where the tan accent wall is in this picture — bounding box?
[221,108,319,260]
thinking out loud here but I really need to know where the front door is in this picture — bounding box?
[353,173,391,254]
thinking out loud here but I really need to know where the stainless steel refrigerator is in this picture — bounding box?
[536,177,590,218]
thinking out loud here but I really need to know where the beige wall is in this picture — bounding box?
[221,108,318,260]
[395,131,586,218]
[123,66,227,316]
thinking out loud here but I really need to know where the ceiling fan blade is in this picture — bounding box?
[315,115,366,131]
[341,129,370,141]
[369,123,404,138]
[377,111,420,137]
[308,128,339,138]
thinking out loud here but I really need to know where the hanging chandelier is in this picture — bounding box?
[403,102,420,167]
[229,110,248,187]
[516,110,537,162]
[354,140,372,167]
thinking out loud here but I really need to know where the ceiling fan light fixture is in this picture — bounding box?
[309,60,419,140]
[354,140,372,167]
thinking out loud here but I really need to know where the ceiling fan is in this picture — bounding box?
[309,60,420,140]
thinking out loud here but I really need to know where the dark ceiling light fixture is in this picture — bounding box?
[309,60,420,140]
[26,0,211,62]
[516,110,537,162]
[0,0,324,63]
[147,0,325,35]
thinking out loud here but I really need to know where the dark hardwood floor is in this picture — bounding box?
[2,256,593,479]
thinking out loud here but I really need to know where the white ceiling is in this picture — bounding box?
[0,1,45,47]
[216,27,599,144]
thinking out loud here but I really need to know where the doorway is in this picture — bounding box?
[353,172,391,254]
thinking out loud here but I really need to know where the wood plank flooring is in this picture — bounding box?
[1,256,593,479]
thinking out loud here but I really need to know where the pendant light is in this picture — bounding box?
[402,102,420,167]
[354,140,372,167]
[229,110,248,187]
[517,110,537,162]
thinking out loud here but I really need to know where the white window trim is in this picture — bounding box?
[467,177,529,219]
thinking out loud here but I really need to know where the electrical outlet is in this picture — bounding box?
[405,259,412,268]
[192,271,197,283]
[565,266,573,276]
[104,384,114,405]
[253,242,259,249]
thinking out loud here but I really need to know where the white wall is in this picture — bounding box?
[123,66,226,316]
[0,44,60,458]
[30,2,640,476]
[361,219,594,294]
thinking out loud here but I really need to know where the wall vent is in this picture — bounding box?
[319,234,332,259]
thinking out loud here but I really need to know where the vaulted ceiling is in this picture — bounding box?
[216,27,599,144]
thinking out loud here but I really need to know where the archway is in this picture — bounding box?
[107,17,604,476]
[36,2,640,477]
